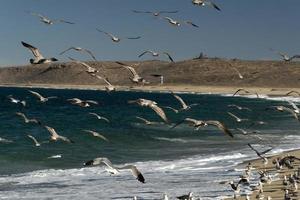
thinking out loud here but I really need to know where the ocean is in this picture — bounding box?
[0,87,299,199]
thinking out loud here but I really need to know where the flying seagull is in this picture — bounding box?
[163,17,180,26]
[7,95,26,107]
[138,50,159,58]
[135,116,158,125]
[268,106,300,121]
[132,10,178,17]
[192,0,221,11]
[172,93,198,111]
[68,57,99,74]
[83,130,109,142]
[287,101,300,114]
[162,106,179,113]
[84,157,145,183]
[60,47,96,61]
[228,63,243,79]
[285,90,300,96]
[67,98,98,107]
[96,28,141,43]
[45,126,74,143]
[0,137,13,143]
[171,118,206,130]
[228,104,251,111]
[115,61,148,84]
[16,112,41,125]
[28,12,75,25]
[90,74,116,92]
[21,41,58,64]
[248,143,272,163]
[227,112,249,123]
[27,134,41,147]
[270,48,300,62]
[28,90,57,102]
[163,52,174,62]
[184,20,199,28]
[128,98,169,123]
[232,88,259,98]
[88,112,110,123]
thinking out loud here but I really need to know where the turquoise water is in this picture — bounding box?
[0,87,299,199]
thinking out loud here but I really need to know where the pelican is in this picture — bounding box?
[163,52,174,62]
[227,112,249,122]
[28,12,75,25]
[16,112,41,125]
[27,134,41,146]
[28,90,57,102]
[21,41,58,64]
[90,74,116,92]
[88,112,110,123]
[45,126,74,143]
[96,28,140,43]
[135,116,157,125]
[132,10,178,17]
[138,50,159,58]
[192,0,221,11]
[67,98,98,107]
[60,47,96,60]
[172,93,198,111]
[164,17,180,26]
[83,157,145,183]
[270,48,300,62]
[248,143,272,164]
[228,104,251,111]
[268,106,300,121]
[68,57,99,74]
[83,130,109,142]
[176,192,193,200]
[115,61,148,84]
[128,98,169,123]
[7,95,26,107]
[184,20,199,28]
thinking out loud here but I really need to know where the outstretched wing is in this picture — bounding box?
[21,41,44,59]
[205,120,234,138]
[28,90,44,100]
[163,52,174,62]
[138,51,150,58]
[172,93,188,109]
[149,104,169,123]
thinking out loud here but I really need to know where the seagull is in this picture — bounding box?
[236,128,259,135]
[68,57,99,74]
[128,98,169,123]
[132,10,179,17]
[83,157,145,183]
[88,112,110,123]
[232,88,259,98]
[90,74,116,92]
[27,134,41,146]
[138,50,159,58]
[7,95,26,107]
[270,48,300,62]
[171,118,206,130]
[67,98,98,107]
[287,101,300,114]
[228,63,243,79]
[184,20,199,28]
[268,106,300,121]
[192,0,221,11]
[227,112,249,122]
[83,130,109,142]
[163,17,180,26]
[135,116,158,125]
[21,41,58,64]
[228,104,252,111]
[172,93,198,111]
[176,192,193,200]
[28,12,75,25]
[28,90,57,102]
[115,61,148,84]
[60,47,96,60]
[162,106,179,113]
[0,137,13,143]
[47,154,62,159]
[45,126,74,143]
[248,143,272,163]
[16,112,41,125]
[96,28,140,43]
[163,52,174,62]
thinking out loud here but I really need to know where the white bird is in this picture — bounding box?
[16,112,41,125]
[228,104,251,111]
[27,134,41,146]
[0,137,13,143]
[90,74,116,92]
[21,41,58,64]
[287,101,300,114]
[84,157,145,183]
[28,90,57,102]
[60,47,96,60]
[116,61,148,84]
[45,126,74,143]
[132,10,178,17]
[172,93,198,111]
[88,112,110,123]
[67,98,98,107]
[83,130,109,142]
[47,154,62,159]
[7,95,26,107]
[192,0,221,11]
[228,63,243,79]
[68,57,99,74]
[269,106,300,121]
[227,112,249,122]
[138,50,159,58]
[128,98,169,123]
[96,28,141,43]
[29,12,75,25]
[135,116,158,125]
[164,17,180,26]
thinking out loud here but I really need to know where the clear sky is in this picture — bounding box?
[0,0,300,66]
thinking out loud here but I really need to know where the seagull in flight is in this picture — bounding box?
[27,134,41,147]
[232,88,259,98]
[138,50,159,58]
[16,112,41,125]
[90,74,116,92]
[285,90,300,96]
[21,41,58,64]
[268,106,300,121]
[60,47,96,61]
[287,101,300,114]
[67,98,98,107]
[135,116,158,125]
[227,112,249,123]
[163,52,174,62]
[192,0,221,11]
[83,130,109,142]
[0,137,13,143]
[88,112,110,123]
[128,98,169,123]
[96,28,141,43]
[28,12,75,25]
[162,106,179,113]
[132,10,178,17]
[115,61,148,84]
[84,157,145,183]
[45,126,74,143]
[270,48,300,62]
[68,57,99,74]
[184,20,199,28]
[248,143,272,163]
[228,104,252,111]
[163,17,180,26]
[172,93,198,111]
[28,90,57,102]
[7,95,26,107]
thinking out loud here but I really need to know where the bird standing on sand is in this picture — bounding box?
[84,157,145,183]
[83,130,109,142]
[28,90,57,102]
[45,126,74,143]
[96,28,141,43]
[21,41,58,64]
[16,112,41,125]
[132,10,178,17]
[116,61,149,85]
[28,12,75,25]
[88,112,110,123]
[60,47,96,61]
[192,0,221,11]
[128,98,169,123]
[27,134,41,147]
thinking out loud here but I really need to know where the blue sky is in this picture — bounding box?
[0,0,300,66]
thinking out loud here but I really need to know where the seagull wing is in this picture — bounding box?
[232,88,250,96]
[132,10,152,14]
[126,36,141,40]
[59,47,74,55]
[260,148,273,155]
[164,17,173,23]
[28,90,44,100]
[117,165,145,183]
[135,116,151,124]
[285,90,300,96]
[149,104,169,123]
[173,94,188,109]
[163,52,174,62]
[82,48,97,60]
[281,106,299,121]
[83,130,109,142]
[247,143,260,156]
[227,112,239,121]
[138,51,151,58]
[162,106,178,113]
[84,157,115,168]
[21,41,44,59]
[288,101,300,112]
[27,134,40,146]
[16,112,27,121]
[206,1,221,11]
[58,19,75,24]
[96,28,116,39]
[45,126,59,138]
[205,120,234,138]
[85,100,98,105]
[290,55,300,60]
[184,21,199,28]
